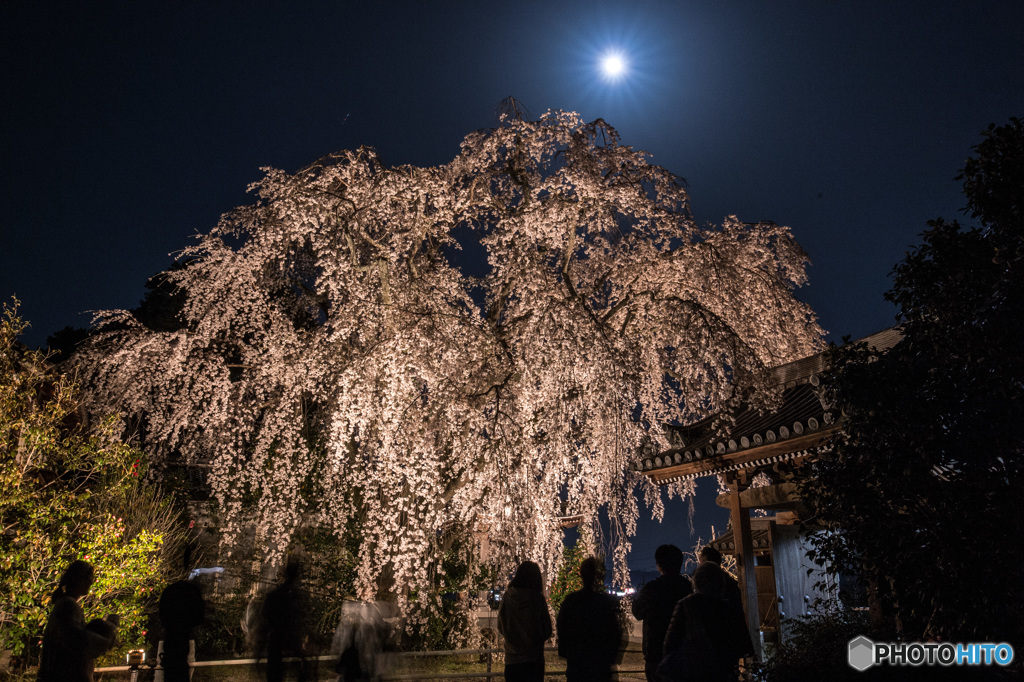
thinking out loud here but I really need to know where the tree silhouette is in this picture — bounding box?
[805,119,1024,646]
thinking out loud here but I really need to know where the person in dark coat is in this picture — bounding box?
[658,562,753,682]
[159,574,205,682]
[698,546,742,609]
[556,556,623,682]
[497,560,553,682]
[261,558,310,682]
[631,544,693,682]
[698,544,754,667]
[37,560,120,682]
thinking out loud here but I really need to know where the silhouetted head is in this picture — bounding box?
[698,545,723,565]
[579,556,605,591]
[509,561,543,591]
[654,544,684,575]
[692,562,726,598]
[55,560,95,601]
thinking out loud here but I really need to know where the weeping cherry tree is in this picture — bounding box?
[78,107,822,639]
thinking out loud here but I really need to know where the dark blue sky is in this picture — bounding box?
[3,1,1022,572]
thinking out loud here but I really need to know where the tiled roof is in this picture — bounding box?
[639,382,834,480]
[638,328,900,484]
[709,526,772,554]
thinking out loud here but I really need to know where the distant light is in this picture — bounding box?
[189,566,225,580]
[600,52,627,80]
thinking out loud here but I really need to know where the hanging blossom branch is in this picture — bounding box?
[77,109,822,625]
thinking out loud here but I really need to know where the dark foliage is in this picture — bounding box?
[45,325,93,362]
[801,119,1024,649]
[757,608,871,682]
[44,263,188,361]
[758,609,1012,682]
[131,263,190,333]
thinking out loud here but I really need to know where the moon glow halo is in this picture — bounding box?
[600,52,627,80]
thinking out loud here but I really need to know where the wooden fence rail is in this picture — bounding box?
[95,646,646,679]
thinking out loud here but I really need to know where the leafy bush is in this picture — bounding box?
[801,119,1024,647]
[757,608,871,682]
[549,538,588,614]
[291,525,360,647]
[406,525,494,652]
[0,300,186,668]
[758,606,1014,682]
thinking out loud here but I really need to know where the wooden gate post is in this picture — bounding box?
[728,473,762,662]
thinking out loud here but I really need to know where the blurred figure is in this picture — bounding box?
[37,559,120,682]
[556,557,623,682]
[658,562,753,682]
[631,544,692,682]
[261,558,310,682]
[158,560,205,682]
[497,560,552,682]
[332,600,395,681]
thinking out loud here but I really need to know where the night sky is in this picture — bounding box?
[3,1,1022,576]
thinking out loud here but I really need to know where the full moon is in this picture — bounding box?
[601,53,626,79]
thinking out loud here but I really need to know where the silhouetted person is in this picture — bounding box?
[556,557,623,682]
[631,544,693,682]
[497,560,552,682]
[698,544,753,672]
[658,562,753,682]
[158,567,205,681]
[38,560,120,682]
[697,546,742,609]
[261,558,310,682]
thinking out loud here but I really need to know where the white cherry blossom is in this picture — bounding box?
[78,110,822,634]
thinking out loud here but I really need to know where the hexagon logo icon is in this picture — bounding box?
[848,635,875,671]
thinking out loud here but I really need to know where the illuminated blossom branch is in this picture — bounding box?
[79,110,821,629]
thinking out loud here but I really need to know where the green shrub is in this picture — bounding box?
[757,608,871,682]
[0,301,186,669]
[549,538,589,614]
